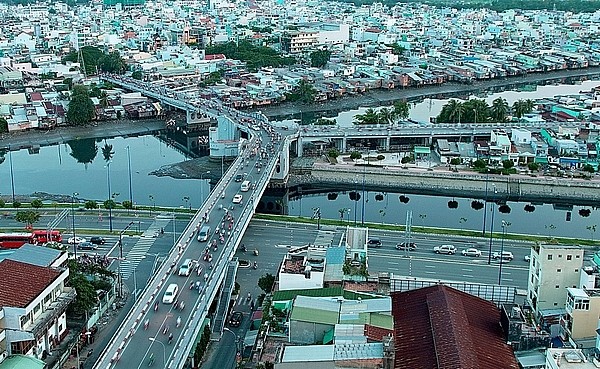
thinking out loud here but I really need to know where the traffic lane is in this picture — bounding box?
[368,251,529,289]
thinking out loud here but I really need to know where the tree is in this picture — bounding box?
[102,142,115,162]
[0,117,7,133]
[15,210,40,228]
[502,159,514,169]
[528,162,540,171]
[285,80,317,104]
[378,107,394,125]
[310,50,331,68]
[392,100,410,121]
[67,85,95,125]
[491,97,509,122]
[104,199,116,210]
[68,138,98,166]
[131,70,143,80]
[12,201,21,208]
[0,198,5,207]
[84,200,98,210]
[583,164,595,173]
[122,200,133,209]
[473,159,487,169]
[99,51,127,74]
[512,99,534,119]
[450,158,461,166]
[99,91,109,108]
[67,273,97,314]
[31,199,43,209]
[350,151,362,160]
[327,148,339,158]
[354,108,379,125]
[437,99,465,123]
[258,273,275,293]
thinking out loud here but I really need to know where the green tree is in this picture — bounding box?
[437,99,465,123]
[583,164,596,173]
[68,138,98,166]
[491,97,509,122]
[31,199,43,209]
[131,70,143,80]
[286,80,317,104]
[104,199,116,210]
[390,43,406,55]
[528,162,540,171]
[99,91,109,108]
[122,200,133,209]
[392,100,410,121]
[0,117,7,133]
[512,99,534,119]
[354,108,380,125]
[67,85,95,125]
[378,107,394,125]
[205,40,295,71]
[310,50,332,68]
[102,142,114,162]
[12,201,21,208]
[258,273,275,293]
[450,158,461,165]
[84,200,98,210]
[473,159,487,169]
[67,273,97,314]
[350,151,362,160]
[15,210,40,228]
[99,51,127,74]
[502,159,514,169]
[327,148,339,158]
[0,198,5,207]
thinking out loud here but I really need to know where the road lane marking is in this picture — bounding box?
[462,268,473,272]
[462,275,474,278]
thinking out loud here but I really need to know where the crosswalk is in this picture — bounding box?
[120,217,172,279]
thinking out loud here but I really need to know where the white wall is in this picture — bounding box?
[279,271,324,290]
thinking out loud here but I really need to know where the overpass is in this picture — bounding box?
[93,75,293,369]
[296,121,585,156]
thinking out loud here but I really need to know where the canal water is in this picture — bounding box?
[0,79,598,239]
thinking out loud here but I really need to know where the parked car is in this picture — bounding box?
[396,242,417,251]
[233,194,243,204]
[90,237,106,245]
[433,245,456,254]
[492,251,514,261]
[67,236,86,245]
[229,311,243,327]
[367,237,382,248]
[178,259,193,276]
[461,248,482,257]
[77,242,98,250]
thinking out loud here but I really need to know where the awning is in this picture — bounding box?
[322,327,334,344]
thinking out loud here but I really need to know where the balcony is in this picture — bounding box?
[29,287,76,338]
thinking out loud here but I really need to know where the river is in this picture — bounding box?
[0,79,598,239]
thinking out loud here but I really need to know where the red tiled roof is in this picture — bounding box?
[0,259,62,308]
[364,324,393,342]
[391,285,519,369]
[30,92,43,101]
[205,54,226,61]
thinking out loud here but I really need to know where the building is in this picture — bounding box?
[282,30,319,54]
[0,257,75,360]
[527,245,584,319]
[562,288,600,341]
[545,348,598,369]
[392,284,519,369]
[277,248,325,291]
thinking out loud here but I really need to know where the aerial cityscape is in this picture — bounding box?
[0,0,600,368]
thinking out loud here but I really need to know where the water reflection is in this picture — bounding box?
[67,138,98,166]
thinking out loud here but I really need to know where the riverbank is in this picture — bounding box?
[257,67,600,119]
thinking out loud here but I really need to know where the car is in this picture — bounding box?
[434,245,456,254]
[524,255,531,262]
[162,283,179,304]
[492,251,514,261]
[77,242,98,250]
[234,174,244,182]
[396,242,417,251]
[367,237,382,248]
[461,248,482,257]
[178,259,193,276]
[67,236,86,245]
[89,237,106,245]
[229,311,243,327]
[250,125,261,132]
[233,194,243,204]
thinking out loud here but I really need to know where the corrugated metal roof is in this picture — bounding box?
[282,345,335,362]
[392,285,519,369]
[7,244,62,267]
[325,246,345,264]
[272,287,381,303]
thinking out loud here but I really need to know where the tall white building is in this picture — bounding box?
[527,244,584,319]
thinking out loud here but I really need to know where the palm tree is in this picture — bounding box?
[491,97,509,122]
[512,100,527,119]
[447,99,465,123]
[102,141,115,162]
[392,100,410,122]
[378,107,393,125]
[524,99,535,113]
[354,108,379,125]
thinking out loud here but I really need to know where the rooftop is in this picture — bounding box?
[546,348,596,369]
[0,259,62,308]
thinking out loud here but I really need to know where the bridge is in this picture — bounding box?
[94,75,293,369]
[297,121,585,156]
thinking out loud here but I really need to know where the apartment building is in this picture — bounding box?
[562,288,600,340]
[527,245,584,319]
[282,30,318,54]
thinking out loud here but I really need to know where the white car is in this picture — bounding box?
[492,251,514,261]
[162,283,179,304]
[461,248,482,257]
[434,245,456,254]
[178,259,193,276]
[67,236,87,245]
[232,194,243,204]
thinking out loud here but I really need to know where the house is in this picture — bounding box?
[0,258,75,361]
[392,284,519,369]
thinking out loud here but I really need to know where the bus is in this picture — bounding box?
[0,233,36,249]
[32,230,62,244]
[0,230,62,249]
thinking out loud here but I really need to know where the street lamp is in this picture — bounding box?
[200,171,210,206]
[148,337,166,368]
[498,220,507,285]
[149,194,155,216]
[487,185,497,265]
[311,207,321,230]
[71,192,79,259]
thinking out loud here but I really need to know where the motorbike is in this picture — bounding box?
[253,261,257,270]
[253,249,259,256]
[162,325,169,335]
[240,244,247,253]
[154,301,158,311]
[168,333,173,344]
[176,316,181,328]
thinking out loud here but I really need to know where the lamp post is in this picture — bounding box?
[312,207,321,230]
[498,220,507,285]
[149,194,155,216]
[118,221,135,298]
[126,146,133,209]
[346,208,351,224]
[71,192,79,259]
[200,171,210,207]
[148,337,166,368]
[487,185,497,265]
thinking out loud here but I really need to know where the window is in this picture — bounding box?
[554,302,558,306]
[556,285,560,288]
[567,255,572,261]
[557,269,562,273]
[548,254,553,260]
[558,254,562,258]
[576,255,580,258]
[575,269,579,273]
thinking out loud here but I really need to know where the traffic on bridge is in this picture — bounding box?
[93,74,291,369]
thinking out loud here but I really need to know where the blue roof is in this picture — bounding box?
[7,244,62,267]
[326,247,345,265]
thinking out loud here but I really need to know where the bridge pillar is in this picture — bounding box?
[271,139,290,181]
[385,136,391,151]
[342,137,347,153]
[296,137,303,157]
